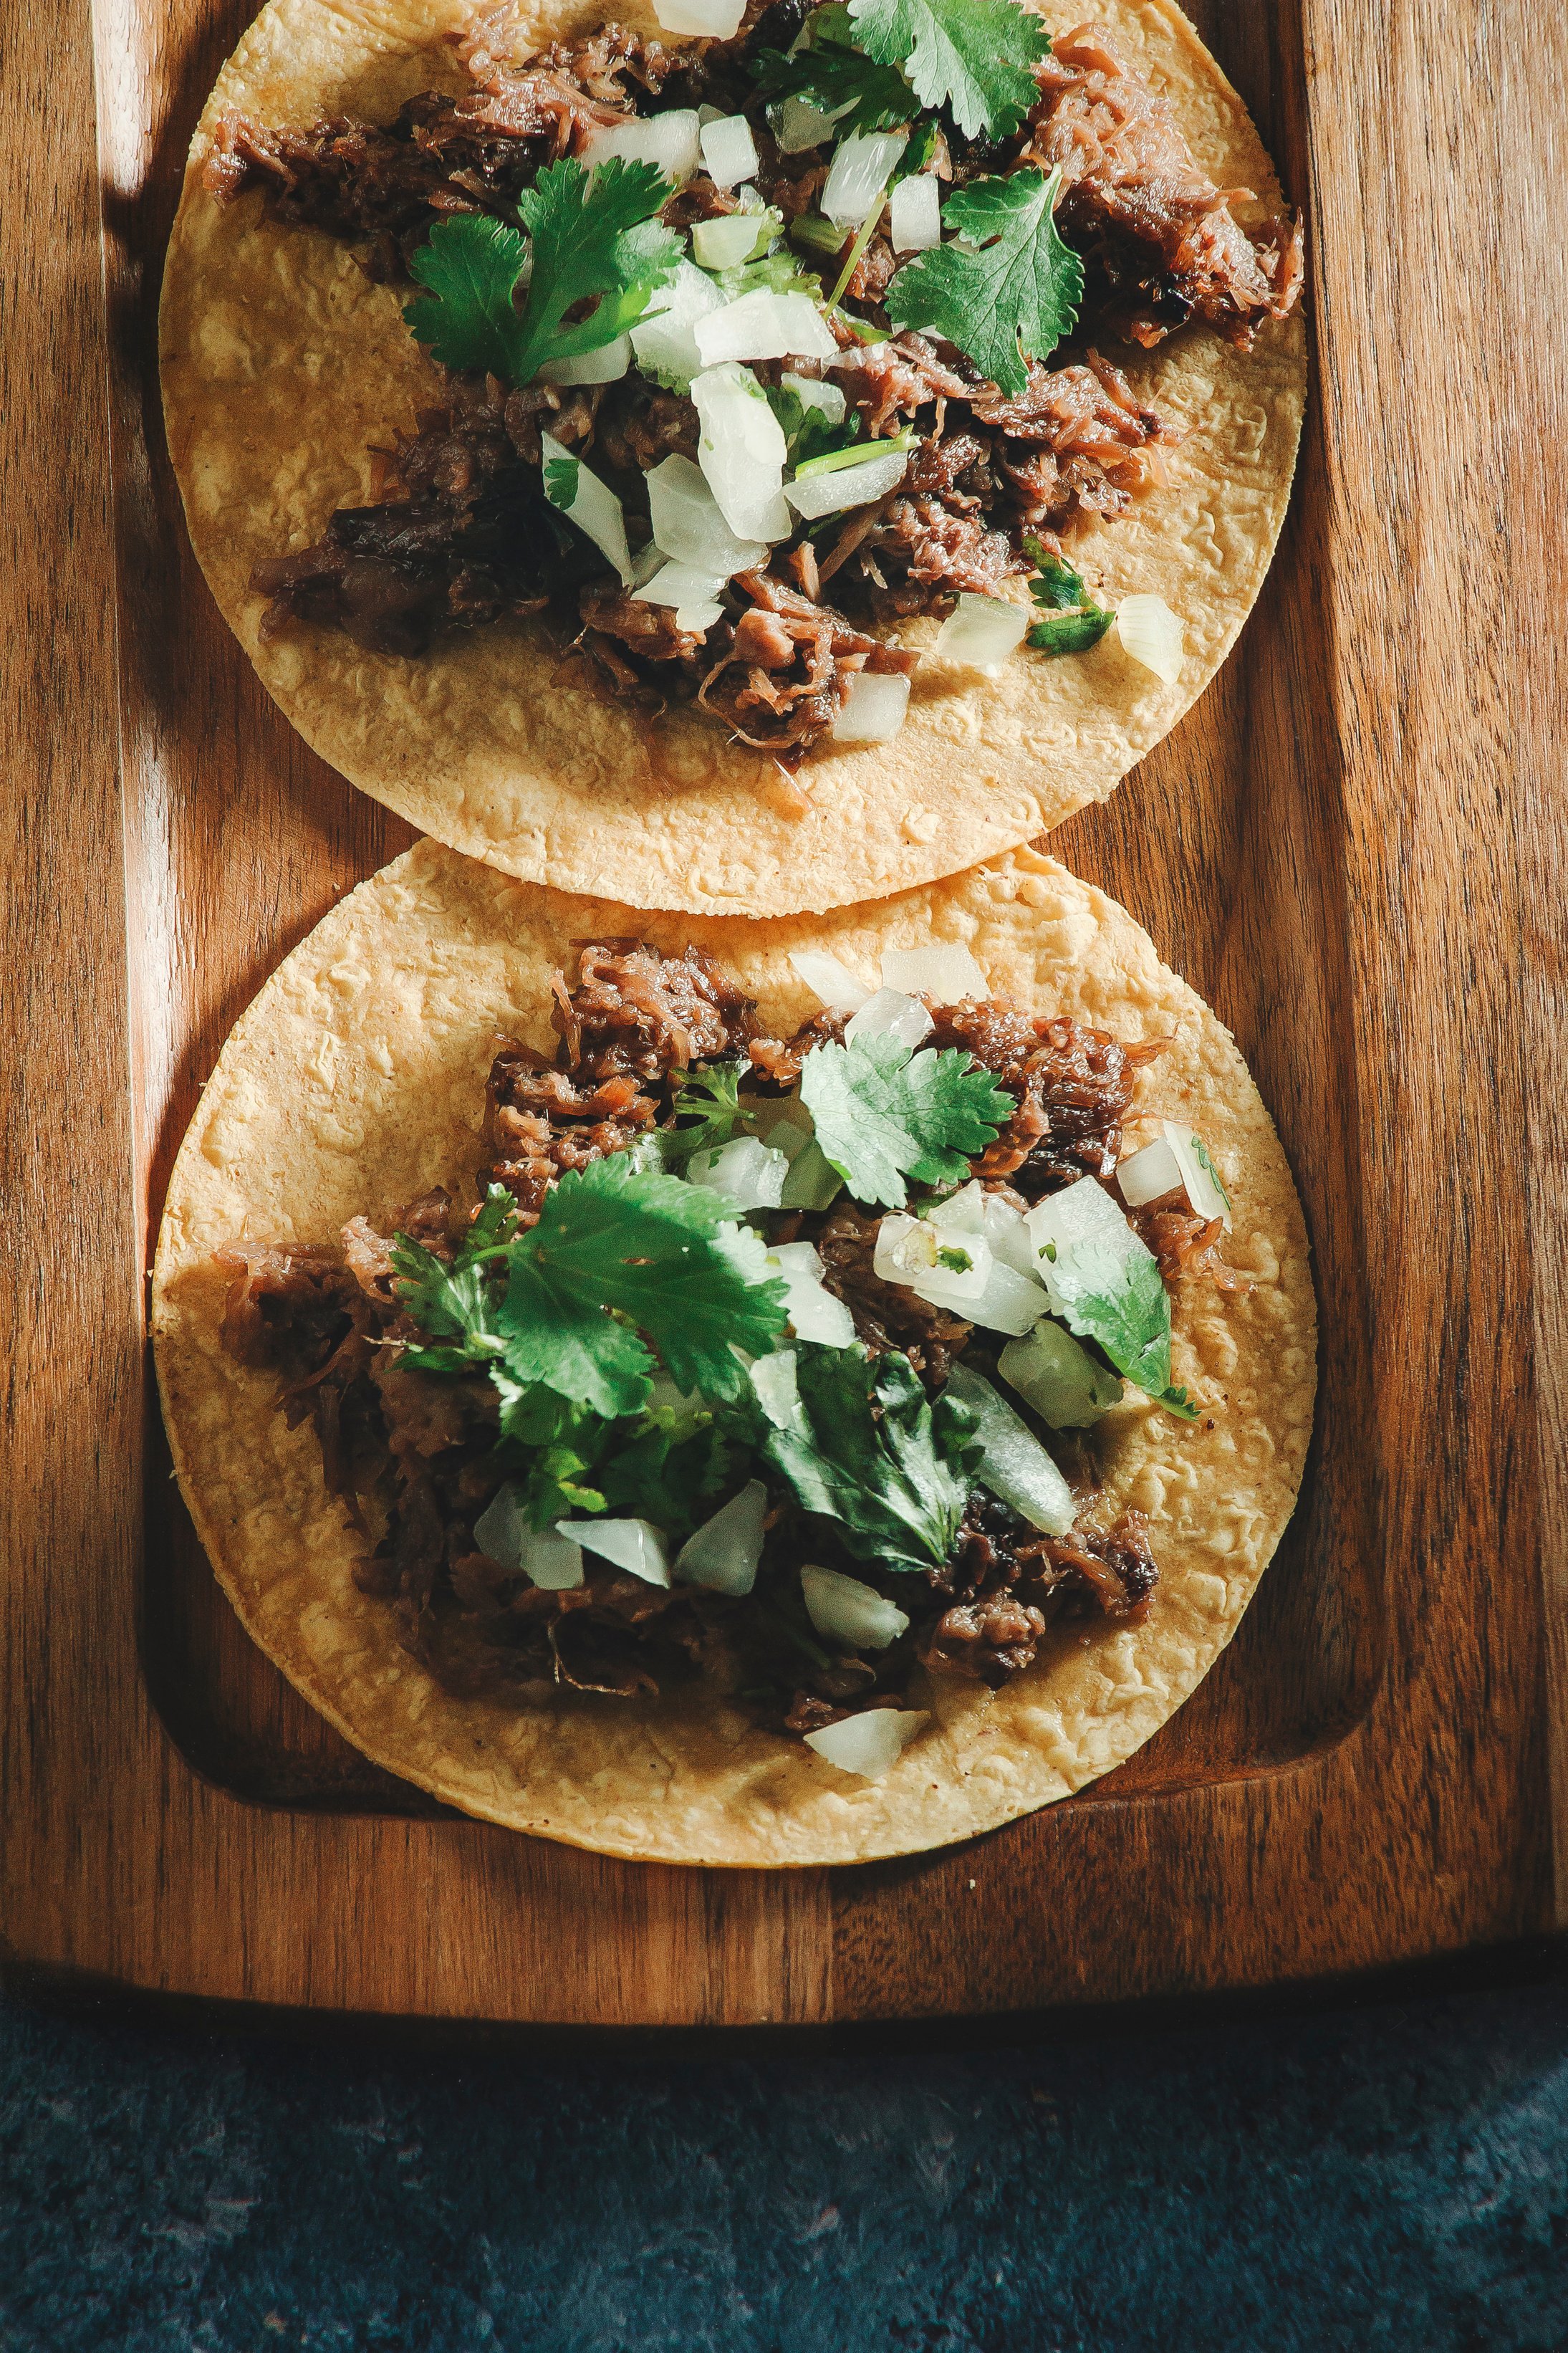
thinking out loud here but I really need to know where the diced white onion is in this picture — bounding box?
[699,112,760,187]
[750,1348,800,1428]
[691,363,792,542]
[696,288,839,368]
[804,1707,930,1781]
[686,1134,791,1210]
[943,1365,1077,1535]
[1118,1121,1231,1229]
[981,1190,1038,1279]
[831,671,910,744]
[785,446,910,519]
[675,600,725,633]
[800,1563,910,1651]
[1115,592,1184,685]
[674,1480,767,1594]
[879,944,989,1002]
[692,211,771,271]
[764,1240,856,1346]
[846,986,933,1048]
[789,947,871,1012]
[873,1212,991,1307]
[926,1179,986,1235]
[774,95,840,153]
[539,334,632,387]
[633,558,728,614]
[933,591,1030,676]
[630,261,726,393]
[644,452,765,580]
[780,371,847,426]
[965,1258,1052,1337]
[562,1516,671,1587]
[821,129,907,227]
[889,171,941,251]
[1026,1176,1158,1321]
[998,1318,1123,1427]
[473,1485,585,1590]
[584,108,701,186]
[539,431,633,587]
[652,0,746,34]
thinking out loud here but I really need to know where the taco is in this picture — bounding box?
[151,841,1315,1865]
[160,0,1304,915]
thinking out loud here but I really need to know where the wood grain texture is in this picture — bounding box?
[0,0,1560,2023]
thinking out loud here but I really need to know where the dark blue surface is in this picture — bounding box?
[3,1967,1566,2353]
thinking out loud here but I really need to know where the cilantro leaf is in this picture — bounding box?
[499,1156,789,1411]
[392,1186,519,1372]
[763,1343,976,1573]
[403,160,680,390]
[751,14,916,137]
[799,1030,1014,1208]
[1032,1178,1196,1414]
[848,0,1049,139]
[764,381,865,467]
[542,455,581,509]
[885,165,1082,399]
[1025,538,1114,654]
[663,1062,751,1166]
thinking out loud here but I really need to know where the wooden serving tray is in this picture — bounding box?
[3,0,1562,2028]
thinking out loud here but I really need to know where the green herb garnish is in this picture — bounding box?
[847,0,1051,140]
[763,1343,978,1572]
[751,10,916,136]
[1025,538,1115,654]
[798,1031,1014,1209]
[885,165,1082,400]
[403,159,680,389]
[663,1061,752,1164]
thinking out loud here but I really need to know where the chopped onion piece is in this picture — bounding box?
[675,601,725,633]
[804,1707,930,1781]
[831,671,910,744]
[789,947,871,1012]
[801,1564,910,1652]
[981,1190,1037,1279]
[539,334,632,387]
[539,432,633,586]
[822,129,906,226]
[652,0,746,33]
[965,1258,1052,1337]
[750,1348,800,1428]
[562,1516,671,1587]
[846,986,933,1048]
[928,1191,1044,1335]
[998,1318,1123,1427]
[926,1179,986,1235]
[696,287,839,368]
[644,452,764,579]
[686,1134,790,1210]
[943,1366,1076,1535]
[1026,1175,1156,1321]
[699,112,760,186]
[675,1480,767,1594]
[473,1486,585,1589]
[933,591,1029,676]
[633,558,728,613]
[775,95,840,153]
[785,446,909,519]
[765,1240,856,1345]
[1118,1121,1232,1229]
[873,1212,991,1307]
[583,107,700,184]
[691,211,772,271]
[889,171,941,251]
[880,943,989,1002]
[1115,592,1184,685]
[691,363,791,542]
[780,370,847,426]
[630,262,725,393]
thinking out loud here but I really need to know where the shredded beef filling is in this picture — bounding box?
[219,945,1194,1731]
[211,9,1299,747]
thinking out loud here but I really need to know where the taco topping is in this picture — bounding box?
[203,0,1301,754]
[217,939,1239,1773]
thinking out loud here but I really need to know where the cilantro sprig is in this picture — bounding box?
[1026,540,1115,654]
[393,1164,789,1419]
[403,159,680,389]
[750,9,917,136]
[847,0,1050,140]
[885,165,1082,400]
[764,1342,978,1573]
[663,1061,752,1165]
[799,1031,1014,1209]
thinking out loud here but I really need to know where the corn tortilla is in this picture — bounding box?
[152,840,1317,1865]
[160,0,1306,917]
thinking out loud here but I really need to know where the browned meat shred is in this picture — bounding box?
[1127,1187,1246,1287]
[216,947,1183,1731]
[1025,27,1304,349]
